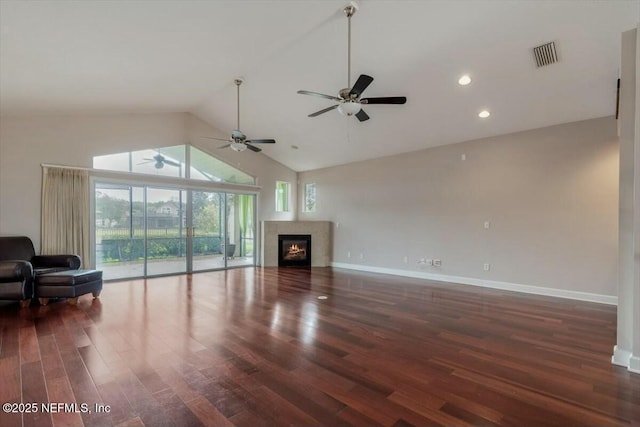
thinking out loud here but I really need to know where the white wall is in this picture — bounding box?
[0,112,296,253]
[298,117,619,299]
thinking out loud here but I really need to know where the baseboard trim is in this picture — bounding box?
[330,262,617,305]
[629,356,640,374]
[612,345,633,367]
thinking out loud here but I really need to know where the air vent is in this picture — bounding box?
[533,41,558,67]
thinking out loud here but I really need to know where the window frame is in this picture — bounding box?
[303,182,316,213]
[275,181,290,212]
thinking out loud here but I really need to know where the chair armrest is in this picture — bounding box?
[0,261,34,281]
[32,255,81,270]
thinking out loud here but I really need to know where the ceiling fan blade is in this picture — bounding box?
[297,90,341,102]
[361,96,407,105]
[309,104,339,117]
[137,160,153,165]
[245,139,275,144]
[349,74,374,98]
[202,136,232,143]
[245,143,262,153]
[218,144,231,149]
[355,109,370,122]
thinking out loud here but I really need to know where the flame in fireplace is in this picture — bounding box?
[287,244,306,257]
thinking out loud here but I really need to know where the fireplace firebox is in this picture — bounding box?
[278,234,311,267]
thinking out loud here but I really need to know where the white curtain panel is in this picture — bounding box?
[41,166,90,267]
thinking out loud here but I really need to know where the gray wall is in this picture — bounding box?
[298,117,619,298]
[0,112,297,253]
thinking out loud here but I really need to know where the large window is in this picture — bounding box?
[93,144,257,280]
[303,183,316,212]
[275,181,290,212]
[95,183,256,280]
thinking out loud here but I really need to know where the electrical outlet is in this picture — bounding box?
[433,259,442,267]
[426,259,434,266]
[347,251,351,258]
[483,263,490,271]
[403,256,408,264]
[359,253,364,260]
[484,221,490,230]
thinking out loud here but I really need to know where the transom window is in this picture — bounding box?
[93,144,255,185]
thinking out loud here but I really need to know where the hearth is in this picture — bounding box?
[278,234,311,267]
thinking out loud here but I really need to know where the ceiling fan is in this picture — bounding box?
[297,2,406,122]
[202,79,276,152]
[138,153,181,169]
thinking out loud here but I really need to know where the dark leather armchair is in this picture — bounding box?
[0,236,81,307]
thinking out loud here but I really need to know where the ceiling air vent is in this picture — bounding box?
[533,41,558,67]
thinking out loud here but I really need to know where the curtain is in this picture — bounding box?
[41,166,91,267]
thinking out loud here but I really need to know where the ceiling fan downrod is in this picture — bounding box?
[344,4,356,90]
[234,78,242,131]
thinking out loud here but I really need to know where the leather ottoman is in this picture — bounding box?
[36,269,103,305]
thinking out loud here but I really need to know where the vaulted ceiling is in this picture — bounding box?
[1,1,638,171]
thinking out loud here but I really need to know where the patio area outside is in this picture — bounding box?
[98,254,254,280]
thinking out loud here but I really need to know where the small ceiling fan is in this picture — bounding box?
[202,79,276,152]
[138,154,181,169]
[297,2,406,122]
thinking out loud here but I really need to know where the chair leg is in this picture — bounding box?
[67,297,79,305]
[19,299,31,308]
[92,290,101,299]
[39,298,49,306]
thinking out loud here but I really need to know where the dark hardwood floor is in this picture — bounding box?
[0,267,638,427]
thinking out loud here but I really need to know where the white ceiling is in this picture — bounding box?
[1,0,638,171]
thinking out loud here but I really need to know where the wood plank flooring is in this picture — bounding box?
[0,267,638,427]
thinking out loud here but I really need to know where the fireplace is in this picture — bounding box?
[278,234,311,267]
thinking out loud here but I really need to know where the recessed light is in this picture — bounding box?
[317,295,328,300]
[478,110,490,118]
[458,74,471,85]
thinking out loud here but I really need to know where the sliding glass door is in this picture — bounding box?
[226,193,256,268]
[95,184,145,280]
[94,182,256,280]
[191,191,256,271]
[145,188,187,276]
[191,191,226,271]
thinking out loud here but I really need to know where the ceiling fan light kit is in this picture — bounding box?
[230,141,248,152]
[337,101,361,116]
[297,2,406,122]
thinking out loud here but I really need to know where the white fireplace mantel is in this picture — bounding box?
[261,221,332,267]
